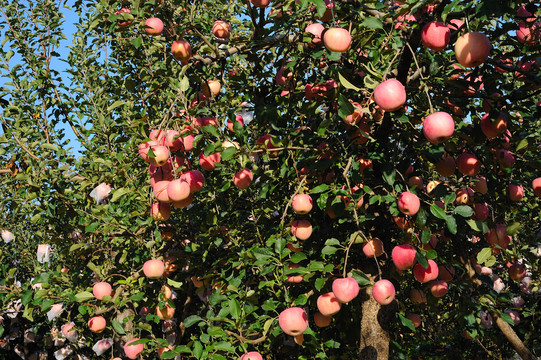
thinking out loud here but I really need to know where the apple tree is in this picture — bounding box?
[0,0,540,359]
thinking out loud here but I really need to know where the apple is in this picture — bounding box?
[278,307,309,336]
[181,170,205,193]
[199,152,221,171]
[153,180,171,202]
[88,316,106,333]
[372,279,396,305]
[313,312,331,327]
[156,303,175,320]
[93,282,112,300]
[115,8,132,28]
[362,237,384,257]
[138,140,159,162]
[509,184,524,201]
[212,20,231,39]
[124,338,144,360]
[305,23,325,45]
[457,153,481,176]
[508,263,526,281]
[481,112,507,138]
[517,22,539,44]
[292,194,313,214]
[435,156,456,177]
[374,79,406,112]
[486,224,511,253]
[422,111,455,143]
[148,145,170,167]
[165,130,183,151]
[290,220,312,240]
[202,80,221,98]
[517,5,537,22]
[454,32,491,67]
[430,280,448,297]
[413,259,439,283]
[532,177,541,197]
[145,17,163,35]
[322,28,352,52]
[332,277,359,303]
[392,244,417,270]
[410,289,427,304]
[455,187,473,205]
[167,179,191,202]
[172,40,192,62]
[397,191,420,216]
[233,169,254,189]
[438,264,455,282]
[317,292,342,316]
[473,202,489,221]
[61,323,78,342]
[421,21,450,51]
[143,259,165,279]
[505,310,521,325]
[240,352,263,360]
[250,0,270,8]
[448,18,465,32]
[406,313,421,328]
[495,149,515,169]
[286,264,304,283]
[471,176,488,194]
[227,114,244,132]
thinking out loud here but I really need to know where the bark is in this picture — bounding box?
[359,286,396,360]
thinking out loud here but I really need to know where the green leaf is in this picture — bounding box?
[0,324,4,338]
[290,252,307,263]
[325,238,341,246]
[184,315,202,327]
[21,290,33,306]
[75,291,94,302]
[167,278,183,289]
[476,247,492,265]
[506,222,521,236]
[192,341,203,359]
[180,76,190,92]
[454,205,473,217]
[110,187,131,202]
[160,350,180,359]
[399,313,415,331]
[214,342,235,352]
[41,143,59,152]
[363,17,383,29]
[415,252,428,269]
[466,219,489,233]
[516,138,528,152]
[311,184,329,194]
[339,72,362,91]
[421,229,431,244]
[314,277,327,291]
[382,166,396,186]
[112,319,126,334]
[229,298,241,319]
[337,94,354,119]
[430,204,447,219]
[415,208,428,227]
[351,270,371,286]
[221,147,237,161]
[500,312,515,326]
[263,318,274,336]
[321,245,338,256]
[445,215,457,235]
[69,243,85,252]
[107,100,124,112]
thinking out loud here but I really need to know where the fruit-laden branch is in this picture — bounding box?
[461,257,538,360]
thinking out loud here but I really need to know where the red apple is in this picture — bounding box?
[292,194,313,214]
[156,303,175,320]
[372,279,396,305]
[421,21,451,51]
[435,156,456,177]
[486,224,511,253]
[362,237,384,257]
[88,316,106,333]
[457,153,481,176]
[250,0,270,8]
[167,179,191,202]
[199,152,221,171]
[481,112,507,138]
[124,338,144,360]
[181,170,205,193]
[212,20,231,38]
[201,80,221,98]
[145,17,163,35]
[143,259,165,279]
[473,202,489,221]
[508,263,526,281]
[290,220,312,240]
[374,79,406,112]
[454,32,491,67]
[517,22,540,44]
[430,280,448,297]
[172,40,192,62]
[406,313,421,328]
[240,352,263,360]
[278,307,309,336]
[322,28,352,52]
[115,8,133,28]
[138,140,159,162]
[317,292,342,316]
[148,145,170,167]
[509,184,524,201]
[413,259,439,283]
[422,111,455,143]
[397,191,420,216]
[93,282,112,300]
[227,114,244,132]
[392,244,417,270]
[332,277,359,303]
[305,23,325,45]
[471,176,488,194]
[532,177,541,197]
[313,312,331,327]
[233,169,254,189]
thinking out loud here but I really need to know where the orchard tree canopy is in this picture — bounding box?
[1,0,540,359]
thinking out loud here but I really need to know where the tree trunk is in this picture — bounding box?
[359,286,396,360]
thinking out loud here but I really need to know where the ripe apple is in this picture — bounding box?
[172,40,192,62]
[532,177,541,197]
[167,179,191,202]
[181,170,205,193]
[250,0,270,7]
[457,153,481,176]
[509,184,524,201]
[406,313,421,328]
[473,202,489,221]
[495,149,515,169]
[471,176,488,194]
[290,220,312,240]
[332,277,359,303]
[145,17,163,35]
[374,79,406,112]
[430,280,448,297]
[278,307,309,336]
[156,303,175,320]
[199,152,221,171]
[233,169,254,189]
[486,224,511,253]
[317,292,342,316]
[165,130,184,151]
[115,8,133,28]
[148,145,170,167]
[508,263,526,281]
[124,338,144,360]
[413,259,439,283]
[397,191,420,216]
[421,21,450,51]
[212,20,231,38]
[392,244,417,270]
[227,114,244,132]
[240,352,263,360]
[422,111,455,143]
[410,289,427,304]
[305,23,325,45]
[143,259,165,279]
[435,156,456,177]
[201,80,221,98]
[93,282,112,300]
[313,312,331,327]
[481,112,507,138]
[454,32,491,67]
[372,279,396,305]
[362,237,384,257]
[153,180,171,202]
[138,140,159,162]
[286,264,304,283]
[292,194,313,214]
[516,22,540,44]
[322,28,352,52]
[455,187,473,205]
[448,18,465,32]
[88,316,106,333]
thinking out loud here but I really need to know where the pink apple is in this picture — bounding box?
[509,184,524,201]
[278,307,309,336]
[93,282,112,300]
[152,180,171,202]
[454,32,491,67]
[435,156,456,177]
[240,352,263,360]
[212,20,231,39]
[124,338,144,360]
[457,153,481,176]
[430,280,448,297]
[317,292,342,316]
[372,279,396,305]
[88,316,106,333]
[167,179,191,202]
[181,170,205,193]
[233,169,254,189]
[165,130,184,151]
[227,114,244,132]
[392,244,417,270]
[148,145,170,167]
[448,19,465,32]
[313,312,331,327]
[171,40,192,62]
[397,191,420,216]
[421,21,450,51]
[143,259,165,279]
[413,259,439,283]
[481,112,507,138]
[363,237,384,257]
[332,277,359,303]
[532,177,541,197]
[305,23,325,45]
[290,220,312,241]
[145,17,163,35]
[115,8,132,28]
[485,224,511,253]
[374,79,406,112]
[61,323,78,342]
[422,111,455,143]
[322,28,352,52]
[138,140,159,162]
[292,194,313,214]
[199,152,221,171]
[495,149,515,169]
